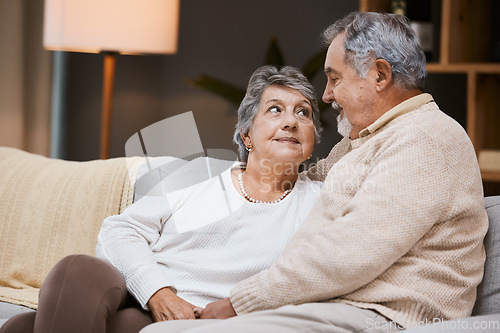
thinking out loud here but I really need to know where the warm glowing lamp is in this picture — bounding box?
[43,0,180,159]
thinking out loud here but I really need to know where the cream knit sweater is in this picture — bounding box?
[229,94,488,329]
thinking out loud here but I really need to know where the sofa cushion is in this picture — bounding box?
[472,196,500,316]
[0,148,141,309]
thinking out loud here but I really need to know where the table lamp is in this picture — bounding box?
[43,0,180,159]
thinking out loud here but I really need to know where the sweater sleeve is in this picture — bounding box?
[96,189,179,309]
[230,132,453,314]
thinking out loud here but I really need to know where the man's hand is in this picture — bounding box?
[199,298,237,319]
[147,287,203,321]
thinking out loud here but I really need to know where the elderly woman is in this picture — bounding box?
[0,65,323,333]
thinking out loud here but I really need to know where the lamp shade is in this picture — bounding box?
[43,0,180,54]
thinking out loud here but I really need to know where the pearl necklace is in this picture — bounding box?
[237,172,292,204]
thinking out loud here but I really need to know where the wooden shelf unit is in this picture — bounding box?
[360,0,500,183]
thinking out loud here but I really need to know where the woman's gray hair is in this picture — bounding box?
[233,65,322,163]
[322,11,427,90]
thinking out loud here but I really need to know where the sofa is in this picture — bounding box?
[0,147,142,328]
[0,147,499,331]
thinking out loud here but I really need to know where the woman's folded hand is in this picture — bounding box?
[200,298,237,319]
[147,287,203,321]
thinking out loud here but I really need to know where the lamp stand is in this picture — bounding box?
[100,52,117,159]
[49,51,68,159]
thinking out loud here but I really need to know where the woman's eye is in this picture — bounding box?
[268,106,281,113]
[297,108,310,117]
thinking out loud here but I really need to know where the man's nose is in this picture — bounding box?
[322,87,334,104]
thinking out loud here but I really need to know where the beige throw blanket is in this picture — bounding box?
[0,147,140,309]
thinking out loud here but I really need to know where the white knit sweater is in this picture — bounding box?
[96,158,322,309]
[229,94,488,329]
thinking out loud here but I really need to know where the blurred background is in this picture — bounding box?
[0,0,477,164]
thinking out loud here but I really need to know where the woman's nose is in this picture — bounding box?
[281,111,298,130]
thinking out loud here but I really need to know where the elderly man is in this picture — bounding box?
[141,11,488,333]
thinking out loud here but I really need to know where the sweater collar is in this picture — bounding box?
[358,93,434,138]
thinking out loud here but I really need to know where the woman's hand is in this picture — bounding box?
[200,298,237,319]
[147,287,203,321]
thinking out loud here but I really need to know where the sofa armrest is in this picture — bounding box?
[472,196,500,316]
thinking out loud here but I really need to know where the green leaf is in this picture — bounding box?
[184,75,246,106]
[264,38,285,67]
[301,48,327,81]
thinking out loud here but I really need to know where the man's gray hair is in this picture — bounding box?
[322,11,427,90]
[233,65,322,163]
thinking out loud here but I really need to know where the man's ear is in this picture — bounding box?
[374,59,392,92]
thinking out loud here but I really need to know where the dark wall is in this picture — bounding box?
[63,0,467,163]
[63,0,358,161]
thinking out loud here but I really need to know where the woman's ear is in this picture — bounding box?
[374,59,392,92]
[240,132,251,147]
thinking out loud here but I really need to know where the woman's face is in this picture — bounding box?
[242,85,315,169]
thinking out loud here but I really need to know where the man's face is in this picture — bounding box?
[322,33,378,139]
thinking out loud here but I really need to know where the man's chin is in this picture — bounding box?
[336,114,353,138]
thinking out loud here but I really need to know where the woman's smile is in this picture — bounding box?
[274,136,300,144]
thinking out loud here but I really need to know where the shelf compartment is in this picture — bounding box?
[441,0,495,64]
[426,73,467,129]
[482,171,500,183]
[474,74,500,151]
[359,0,391,12]
[427,63,500,74]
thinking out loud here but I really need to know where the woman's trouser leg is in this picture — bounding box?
[34,254,130,333]
[0,312,36,333]
[107,305,155,333]
[1,254,154,333]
